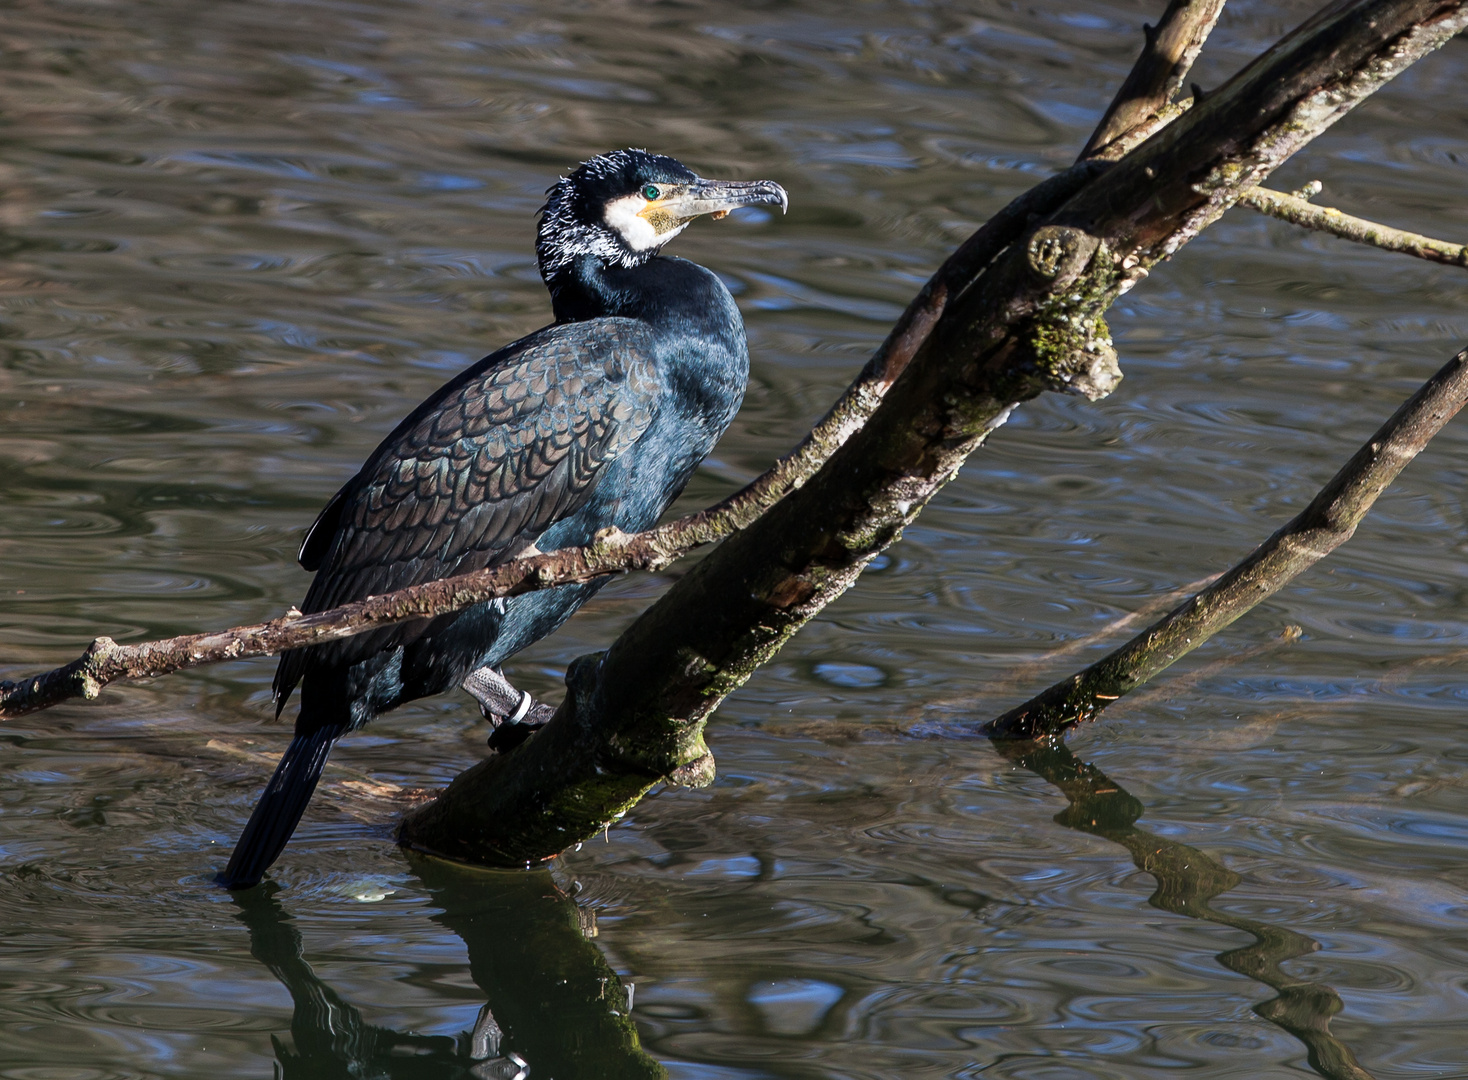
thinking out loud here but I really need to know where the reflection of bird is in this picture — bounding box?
[233,884,527,1079]
[221,149,787,889]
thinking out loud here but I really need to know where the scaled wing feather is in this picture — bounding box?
[272,319,661,708]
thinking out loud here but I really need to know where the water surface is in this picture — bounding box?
[3,1,1468,1077]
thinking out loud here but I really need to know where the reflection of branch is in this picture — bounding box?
[233,868,664,1080]
[989,346,1468,740]
[1082,0,1226,158]
[1241,184,1468,267]
[413,857,666,1080]
[995,739,1376,1080]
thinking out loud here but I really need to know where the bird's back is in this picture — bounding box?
[273,316,665,728]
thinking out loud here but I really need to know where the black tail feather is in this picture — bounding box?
[219,724,344,890]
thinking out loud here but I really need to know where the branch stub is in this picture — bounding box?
[1025,225,1100,288]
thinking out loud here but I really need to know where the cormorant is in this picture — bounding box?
[220,149,787,889]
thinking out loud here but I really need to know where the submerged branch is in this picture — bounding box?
[1240,183,1468,267]
[989,346,1468,741]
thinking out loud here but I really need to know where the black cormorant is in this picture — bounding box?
[220,149,787,889]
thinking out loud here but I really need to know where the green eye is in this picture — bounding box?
[642,184,661,201]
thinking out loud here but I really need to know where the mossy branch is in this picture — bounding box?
[0,160,1108,724]
[988,346,1468,741]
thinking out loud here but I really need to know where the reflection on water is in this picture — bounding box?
[236,863,661,1080]
[237,886,511,1079]
[994,737,1375,1080]
[3,0,1468,1075]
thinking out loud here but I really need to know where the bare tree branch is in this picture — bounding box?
[1082,0,1228,158]
[988,345,1468,741]
[400,0,1468,867]
[1240,182,1468,266]
[917,572,1220,718]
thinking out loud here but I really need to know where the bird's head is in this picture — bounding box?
[536,149,787,282]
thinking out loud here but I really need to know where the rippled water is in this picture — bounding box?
[3,1,1468,1076]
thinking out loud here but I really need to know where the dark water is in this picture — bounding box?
[3,1,1468,1076]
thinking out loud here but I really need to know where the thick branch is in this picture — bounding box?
[400,0,1468,867]
[988,345,1468,741]
[1082,0,1227,158]
[1240,183,1468,266]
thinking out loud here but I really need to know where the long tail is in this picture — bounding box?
[219,724,344,890]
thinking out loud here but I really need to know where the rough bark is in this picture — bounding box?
[400,0,1468,866]
[988,346,1468,740]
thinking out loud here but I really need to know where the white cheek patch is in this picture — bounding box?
[603,194,671,252]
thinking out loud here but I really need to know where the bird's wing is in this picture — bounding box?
[273,317,661,705]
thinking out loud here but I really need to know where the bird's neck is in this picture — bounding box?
[545,252,748,435]
[545,254,728,334]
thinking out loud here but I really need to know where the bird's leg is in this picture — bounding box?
[461,666,557,752]
[460,1004,529,1079]
[467,1003,503,1060]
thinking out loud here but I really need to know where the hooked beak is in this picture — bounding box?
[643,177,789,226]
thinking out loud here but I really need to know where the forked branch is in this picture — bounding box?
[400,1,1468,865]
[0,161,1107,722]
[0,0,1239,723]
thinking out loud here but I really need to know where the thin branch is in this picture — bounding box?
[0,160,1107,723]
[916,571,1219,718]
[1240,183,1468,267]
[988,345,1468,741]
[1081,0,1227,158]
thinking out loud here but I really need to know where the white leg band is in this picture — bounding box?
[508,690,534,724]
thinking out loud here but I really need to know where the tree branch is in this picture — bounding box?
[400,0,1468,867]
[1240,182,1468,266]
[988,345,1468,741]
[1082,0,1228,158]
